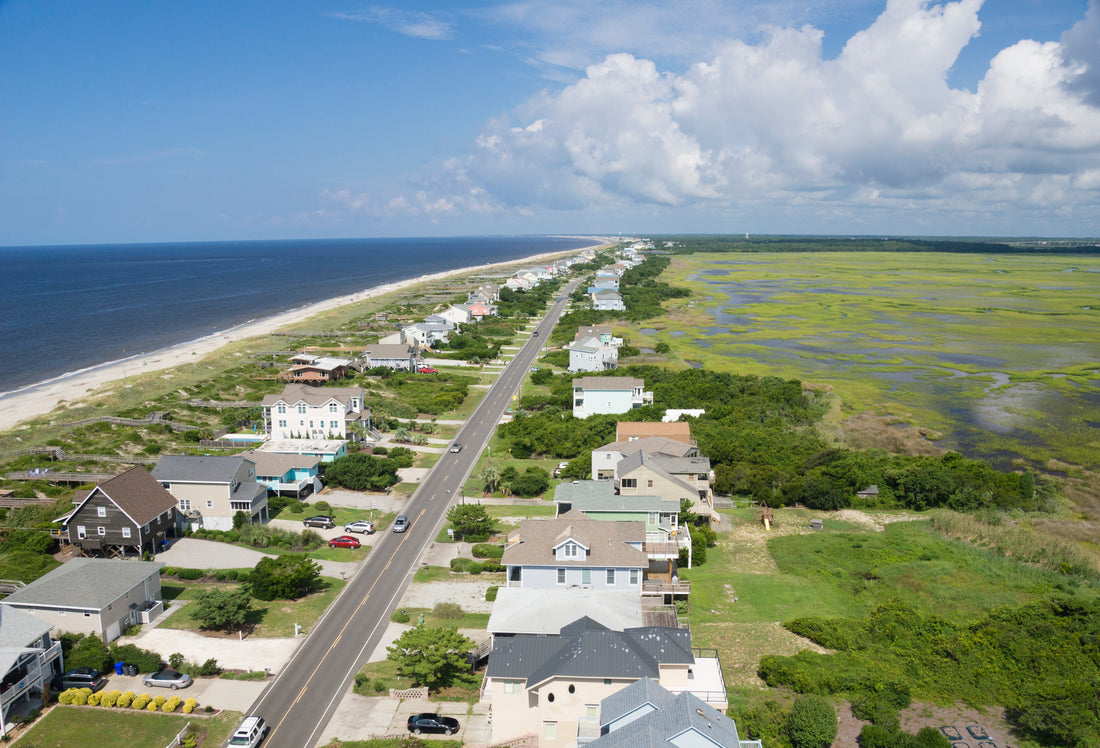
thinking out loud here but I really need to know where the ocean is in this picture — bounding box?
[0,235,597,394]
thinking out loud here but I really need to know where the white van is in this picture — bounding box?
[228,716,268,747]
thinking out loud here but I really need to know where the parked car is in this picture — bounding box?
[418,366,438,374]
[449,442,462,453]
[229,715,268,747]
[303,515,334,529]
[143,669,192,690]
[344,520,375,534]
[407,713,460,736]
[392,515,410,533]
[51,667,106,693]
[328,535,361,549]
[532,330,539,336]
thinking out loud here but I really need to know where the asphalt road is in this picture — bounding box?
[251,279,580,748]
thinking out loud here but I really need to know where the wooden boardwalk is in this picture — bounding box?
[6,470,118,483]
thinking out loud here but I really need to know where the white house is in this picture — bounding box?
[262,383,367,440]
[592,289,625,311]
[362,343,417,371]
[566,326,621,373]
[0,607,64,735]
[591,436,699,481]
[437,305,472,325]
[572,377,653,418]
[152,455,269,531]
[402,321,454,348]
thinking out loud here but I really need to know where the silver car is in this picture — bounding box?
[143,669,192,690]
[392,515,410,533]
[344,520,375,534]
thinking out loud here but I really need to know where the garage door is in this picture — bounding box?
[106,620,121,642]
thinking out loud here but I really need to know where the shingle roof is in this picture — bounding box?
[592,678,745,748]
[553,480,676,514]
[153,455,252,484]
[486,618,693,687]
[0,606,54,675]
[237,450,320,477]
[2,558,163,610]
[502,513,647,569]
[72,466,177,526]
[616,453,700,496]
[260,383,364,408]
[487,588,643,636]
[616,422,693,444]
[363,344,414,359]
[573,376,644,391]
[594,437,697,459]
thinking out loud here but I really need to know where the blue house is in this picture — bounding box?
[238,450,322,497]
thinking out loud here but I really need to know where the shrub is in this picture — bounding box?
[147,700,159,711]
[373,680,387,693]
[433,602,463,619]
[481,561,503,573]
[169,653,185,670]
[182,697,197,714]
[224,569,238,580]
[450,557,473,572]
[787,695,838,748]
[312,500,332,513]
[87,692,101,706]
[471,543,504,559]
[117,691,134,707]
[392,609,411,623]
[153,695,167,707]
[177,568,203,580]
[199,658,220,676]
[486,586,500,602]
[101,691,118,708]
[162,567,178,577]
[70,690,88,706]
[354,673,370,689]
[289,500,304,514]
[109,642,163,673]
[236,570,251,584]
[57,690,73,705]
[468,562,484,575]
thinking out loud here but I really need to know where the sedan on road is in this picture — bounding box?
[327,535,361,549]
[344,520,375,534]
[449,442,462,453]
[143,669,192,690]
[407,713,460,735]
[392,515,410,533]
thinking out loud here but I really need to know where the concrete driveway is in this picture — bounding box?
[157,538,358,579]
[101,670,270,713]
[320,694,491,746]
[126,627,302,674]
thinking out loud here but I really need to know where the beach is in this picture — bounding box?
[0,245,602,433]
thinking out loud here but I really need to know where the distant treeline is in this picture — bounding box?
[650,235,1100,254]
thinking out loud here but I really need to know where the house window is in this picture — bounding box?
[543,723,556,740]
[563,543,578,558]
[298,405,306,414]
[330,420,339,429]
[504,680,522,694]
[179,499,191,512]
[77,526,87,539]
[97,506,106,517]
[586,705,598,721]
[277,404,286,414]
[278,420,287,428]
[144,523,150,532]
[97,526,106,536]
[630,569,639,585]
[329,403,338,413]
[557,568,565,585]
[206,501,213,508]
[606,569,615,585]
[621,478,637,488]
[309,420,314,428]
[603,678,612,685]
[647,479,654,488]
[122,527,131,538]
[582,569,591,585]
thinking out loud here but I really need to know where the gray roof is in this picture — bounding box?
[554,481,676,515]
[260,383,364,408]
[616,452,700,497]
[153,455,252,484]
[593,289,622,298]
[487,588,643,636]
[68,466,178,526]
[2,558,163,611]
[573,376,644,391]
[502,513,647,569]
[591,679,746,748]
[237,450,320,477]
[363,343,414,360]
[594,437,697,459]
[0,606,54,676]
[486,617,693,688]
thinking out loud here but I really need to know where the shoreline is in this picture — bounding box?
[0,244,606,433]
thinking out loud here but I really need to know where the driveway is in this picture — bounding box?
[319,694,491,746]
[124,627,301,674]
[157,538,358,579]
[100,670,270,713]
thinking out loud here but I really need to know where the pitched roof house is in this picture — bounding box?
[152,455,268,532]
[587,678,759,748]
[261,383,369,440]
[567,326,622,373]
[485,617,727,747]
[56,467,178,558]
[592,288,625,311]
[362,343,417,371]
[615,422,694,445]
[0,558,165,643]
[615,452,716,530]
[591,436,698,481]
[0,607,64,736]
[573,377,653,418]
[281,354,350,384]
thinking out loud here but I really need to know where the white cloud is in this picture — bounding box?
[328,7,453,40]
[396,0,1099,230]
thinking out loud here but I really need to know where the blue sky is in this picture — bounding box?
[2,0,1098,245]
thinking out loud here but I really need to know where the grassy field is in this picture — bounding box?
[160,576,346,637]
[639,252,1100,472]
[17,706,241,747]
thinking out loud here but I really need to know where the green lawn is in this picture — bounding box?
[160,576,346,638]
[18,706,241,747]
[397,607,491,629]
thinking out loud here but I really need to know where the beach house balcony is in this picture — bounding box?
[1,640,62,729]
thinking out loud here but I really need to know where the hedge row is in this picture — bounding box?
[161,567,251,583]
[449,558,504,574]
[58,689,198,713]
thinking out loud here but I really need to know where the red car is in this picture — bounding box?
[418,367,438,374]
[328,535,361,549]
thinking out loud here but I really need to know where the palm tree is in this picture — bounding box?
[394,427,412,443]
[481,466,501,496]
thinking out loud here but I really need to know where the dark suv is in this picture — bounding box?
[303,515,335,529]
[51,667,106,692]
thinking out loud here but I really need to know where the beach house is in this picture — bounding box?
[566,326,622,373]
[572,377,653,419]
[152,455,269,531]
[262,383,368,440]
[362,343,418,371]
[56,467,178,558]
[0,607,64,735]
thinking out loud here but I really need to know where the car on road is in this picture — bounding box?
[449,442,462,453]
[328,535,361,549]
[392,515,410,533]
[531,330,539,336]
[303,515,334,529]
[418,366,438,374]
[143,669,192,690]
[344,520,374,534]
[51,667,106,693]
[530,366,541,372]
[229,715,268,747]
[407,713,460,736]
